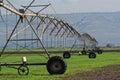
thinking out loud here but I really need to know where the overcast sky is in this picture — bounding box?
[50,0,120,13]
[6,0,120,14]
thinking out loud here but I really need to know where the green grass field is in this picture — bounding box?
[1,47,119,52]
[0,52,120,80]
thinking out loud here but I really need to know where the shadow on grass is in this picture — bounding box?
[0,73,53,77]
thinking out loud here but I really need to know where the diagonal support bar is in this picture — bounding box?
[25,16,50,58]
[0,18,21,56]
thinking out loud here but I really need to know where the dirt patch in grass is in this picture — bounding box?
[63,64,120,80]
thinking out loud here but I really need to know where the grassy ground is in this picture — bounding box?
[1,47,119,53]
[0,48,80,52]
[0,52,120,80]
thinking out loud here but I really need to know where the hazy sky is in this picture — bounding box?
[5,0,120,14]
[50,0,120,13]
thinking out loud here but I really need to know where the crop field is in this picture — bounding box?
[0,51,120,80]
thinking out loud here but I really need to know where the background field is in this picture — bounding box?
[0,51,120,80]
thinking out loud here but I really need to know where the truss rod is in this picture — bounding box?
[49,22,59,35]
[22,4,51,8]
[25,16,50,58]
[0,18,21,56]
[37,3,51,13]
[24,0,35,12]
[11,16,36,39]
[10,39,39,41]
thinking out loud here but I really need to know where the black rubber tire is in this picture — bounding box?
[18,65,29,75]
[88,52,96,58]
[47,56,67,74]
[81,50,87,55]
[63,51,71,59]
[97,50,102,54]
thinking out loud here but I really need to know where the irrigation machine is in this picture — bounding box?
[0,0,83,75]
[0,0,99,75]
[64,33,98,59]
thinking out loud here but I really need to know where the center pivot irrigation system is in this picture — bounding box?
[0,0,98,75]
[0,0,85,75]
